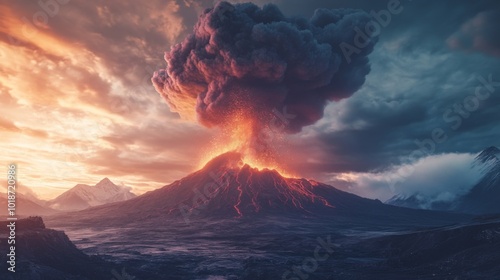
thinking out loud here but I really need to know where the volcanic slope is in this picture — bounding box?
[49,152,469,228]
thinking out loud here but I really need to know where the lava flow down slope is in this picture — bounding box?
[166,151,341,218]
[51,152,468,228]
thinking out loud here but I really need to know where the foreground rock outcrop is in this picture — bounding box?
[0,217,111,280]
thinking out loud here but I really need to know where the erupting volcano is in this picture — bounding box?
[152,1,378,174]
[53,151,466,229]
[71,1,384,225]
[169,151,339,219]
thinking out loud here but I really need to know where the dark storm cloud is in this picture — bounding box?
[152,1,377,140]
[447,10,500,57]
[252,0,500,176]
[294,50,500,175]
[265,0,500,57]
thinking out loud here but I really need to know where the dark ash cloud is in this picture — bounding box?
[152,1,377,145]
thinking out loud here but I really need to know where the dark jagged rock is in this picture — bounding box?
[0,217,111,280]
[0,216,45,230]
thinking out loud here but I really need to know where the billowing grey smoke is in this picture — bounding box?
[152,1,377,137]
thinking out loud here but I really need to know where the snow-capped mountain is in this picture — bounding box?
[48,178,136,211]
[387,146,500,214]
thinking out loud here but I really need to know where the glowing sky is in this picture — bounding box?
[0,0,214,198]
[1,0,499,201]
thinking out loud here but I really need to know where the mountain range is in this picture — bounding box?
[47,178,136,211]
[49,152,467,228]
[0,178,136,216]
[387,146,500,214]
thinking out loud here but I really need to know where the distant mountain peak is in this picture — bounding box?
[95,177,119,190]
[97,177,113,184]
[476,146,500,163]
[48,178,136,211]
[483,146,500,153]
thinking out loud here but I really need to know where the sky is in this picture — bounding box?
[1,0,499,201]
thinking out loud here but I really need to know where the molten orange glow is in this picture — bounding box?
[198,112,297,178]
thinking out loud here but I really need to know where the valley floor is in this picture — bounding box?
[42,216,500,280]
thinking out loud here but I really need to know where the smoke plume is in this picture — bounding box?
[152,1,377,153]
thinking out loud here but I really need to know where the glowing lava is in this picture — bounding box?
[200,147,295,179]
[198,113,296,178]
[187,151,334,218]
